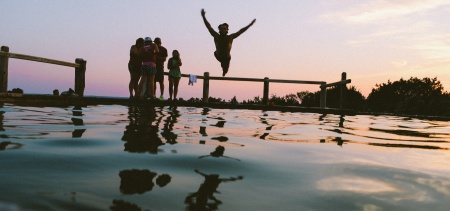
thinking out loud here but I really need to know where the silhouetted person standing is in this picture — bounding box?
[201,9,256,76]
[154,37,168,100]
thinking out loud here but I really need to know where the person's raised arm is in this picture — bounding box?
[201,9,218,37]
[231,19,256,39]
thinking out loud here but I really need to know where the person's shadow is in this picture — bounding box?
[185,169,243,211]
[121,106,164,154]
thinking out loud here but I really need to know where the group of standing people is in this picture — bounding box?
[128,9,256,101]
[128,37,182,101]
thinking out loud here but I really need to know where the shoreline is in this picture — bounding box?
[1,94,449,121]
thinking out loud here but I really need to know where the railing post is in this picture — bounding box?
[320,83,327,108]
[340,72,347,109]
[75,58,86,97]
[202,72,209,103]
[0,46,9,93]
[263,77,269,104]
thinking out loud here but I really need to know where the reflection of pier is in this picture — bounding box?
[71,106,86,138]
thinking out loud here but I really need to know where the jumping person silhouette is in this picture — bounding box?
[201,9,256,76]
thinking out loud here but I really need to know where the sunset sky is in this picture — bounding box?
[1,0,449,101]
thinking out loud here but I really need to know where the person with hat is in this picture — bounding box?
[138,37,159,99]
[201,9,256,76]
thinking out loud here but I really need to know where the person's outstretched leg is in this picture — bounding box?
[221,57,231,76]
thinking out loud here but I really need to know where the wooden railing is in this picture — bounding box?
[0,46,86,96]
[174,71,351,109]
[1,45,351,109]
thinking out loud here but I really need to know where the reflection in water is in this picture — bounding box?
[258,114,273,140]
[119,169,157,194]
[211,136,228,142]
[110,199,146,211]
[0,141,22,150]
[71,106,86,138]
[185,169,243,211]
[339,115,345,127]
[161,107,180,145]
[198,146,241,161]
[0,109,4,131]
[119,169,172,194]
[210,117,226,128]
[121,106,164,154]
[199,126,207,136]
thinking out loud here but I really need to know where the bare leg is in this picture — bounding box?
[174,78,180,99]
[149,75,156,98]
[160,82,164,97]
[138,75,147,99]
[169,77,174,100]
[130,71,141,98]
[214,52,231,76]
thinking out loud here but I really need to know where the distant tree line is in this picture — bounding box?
[189,77,449,117]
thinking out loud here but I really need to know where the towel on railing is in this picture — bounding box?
[188,74,197,86]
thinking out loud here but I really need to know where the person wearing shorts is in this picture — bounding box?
[153,37,168,100]
[138,37,159,99]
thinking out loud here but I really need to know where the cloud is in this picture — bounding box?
[391,60,408,67]
[322,0,450,25]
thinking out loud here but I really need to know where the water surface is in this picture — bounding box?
[1,104,449,210]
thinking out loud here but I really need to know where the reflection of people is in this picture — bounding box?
[201,9,256,76]
[167,50,182,101]
[138,37,159,99]
[153,37,168,100]
[110,199,144,211]
[121,106,164,154]
[128,38,144,99]
[185,169,243,211]
[161,108,180,144]
[119,169,157,194]
[118,169,171,195]
[156,174,172,187]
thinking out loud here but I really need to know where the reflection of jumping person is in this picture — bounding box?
[185,169,243,211]
[201,9,256,76]
[198,146,241,161]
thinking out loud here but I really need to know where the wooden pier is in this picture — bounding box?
[1,45,352,114]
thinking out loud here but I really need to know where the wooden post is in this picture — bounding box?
[263,77,269,104]
[0,46,9,93]
[202,72,209,103]
[75,58,86,97]
[320,83,327,108]
[340,72,347,109]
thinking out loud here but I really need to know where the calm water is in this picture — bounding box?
[0,104,449,211]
